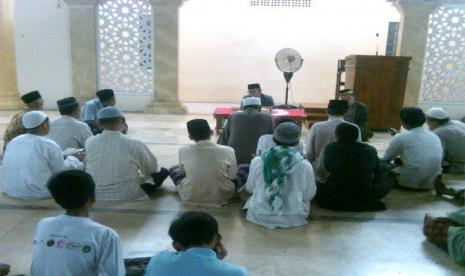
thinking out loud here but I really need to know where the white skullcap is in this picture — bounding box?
[97,106,123,120]
[427,107,448,120]
[21,111,48,129]
[242,97,261,107]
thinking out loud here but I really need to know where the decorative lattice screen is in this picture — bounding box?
[250,0,311,7]
[97,0,153,93]
[420,6,465,103]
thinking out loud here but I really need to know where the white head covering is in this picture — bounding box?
[242,97,261,107]
[427,107,448,120]
[21,111,48,129]
[97,106,123,120]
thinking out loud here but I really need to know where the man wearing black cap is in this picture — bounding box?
[81,89,125,135]
[3,90,44,150]
[241,83,275,108]
[305,100,361,184]
[169,119,247,207]
[47,97,93,152]
[339,89,373,141]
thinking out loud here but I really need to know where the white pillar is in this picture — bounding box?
[0,0,23,110]
[64,0,98,101]
[145,0,187,114]
[392,0,440,107]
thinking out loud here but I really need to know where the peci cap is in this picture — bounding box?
[248,83,261,90]
[56,97,78,109]
[20,90,42,104]
[339,89,354,96]
[96,89,115,102]
[273,122,300,145]
[426,107,448,120]
[97,106,123,120]
[242,97,261,107]
[21,111,48,129]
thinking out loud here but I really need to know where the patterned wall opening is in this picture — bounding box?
[420,6,465,103]
[250,0,312,7]
[97,0,153,94]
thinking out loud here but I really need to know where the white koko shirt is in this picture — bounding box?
[85,130,159,200]
[31,215,125,276]
[382,127,443,189]
[1,134,82,199]
[48,115,93,151]
[244,155,317,229]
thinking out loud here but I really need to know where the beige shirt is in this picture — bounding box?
[177,140,237,207]
[305,116,361,183]
[47,115,93,151]
[85,130,158,200]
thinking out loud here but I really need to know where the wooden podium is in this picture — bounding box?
[343,55,411,130]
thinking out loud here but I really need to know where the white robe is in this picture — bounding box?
[1,134,82,199]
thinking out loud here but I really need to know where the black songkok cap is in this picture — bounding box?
[56,97,78,108]
[187,119,211,136]
[20,90,42,104]
[96,89,115,102]
[328,100,349,113]
[248,83,261,90]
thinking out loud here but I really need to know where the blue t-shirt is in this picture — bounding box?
[80,99,103,121]
[144,247,247,276]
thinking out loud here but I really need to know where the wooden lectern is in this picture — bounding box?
[342,55,411,130]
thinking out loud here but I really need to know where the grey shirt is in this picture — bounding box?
[47,116,93,151]
[218,109,273,164]
[433,120,465,174]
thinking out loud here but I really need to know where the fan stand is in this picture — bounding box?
[283,72,293,106]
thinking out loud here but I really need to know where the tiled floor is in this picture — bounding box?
[0,110,464,275]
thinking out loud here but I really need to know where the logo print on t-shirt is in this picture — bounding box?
[46,240,55,247]
[82,245,92,253]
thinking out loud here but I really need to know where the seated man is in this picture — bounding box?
[241,83,274,108]
[305,100,361,184]
[339,89,373,141]
[3,90,44,151]
[85,107,168,200]
[423,209,465,264]
[256,117,304,156]
[145,211,247,275]
[218,97,273,164]
[1,111,83,199]
[426,107,465,174]
[382,107,443,190]
[31,170,125,275]
[316,123,394,211]
[244,122,316,229]
[80,89,127,135]
[169,119,248,207]
[47,97,93,152]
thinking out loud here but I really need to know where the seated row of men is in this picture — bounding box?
[2,92,465,216]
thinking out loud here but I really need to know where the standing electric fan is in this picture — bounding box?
[274,48,303,106]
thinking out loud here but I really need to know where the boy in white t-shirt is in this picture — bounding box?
[31,170,125,276]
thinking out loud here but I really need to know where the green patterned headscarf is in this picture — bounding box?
[262,146,303,211]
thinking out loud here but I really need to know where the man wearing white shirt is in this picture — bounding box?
[0,111,83,199]
[382,107,443,190]
[85,107,169,200]
[31,170,125,276]
[244,122,316,229]
[305,100,361,184]
[48,97,93,152]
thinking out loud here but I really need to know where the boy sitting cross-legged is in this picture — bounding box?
[31,170,125,276]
